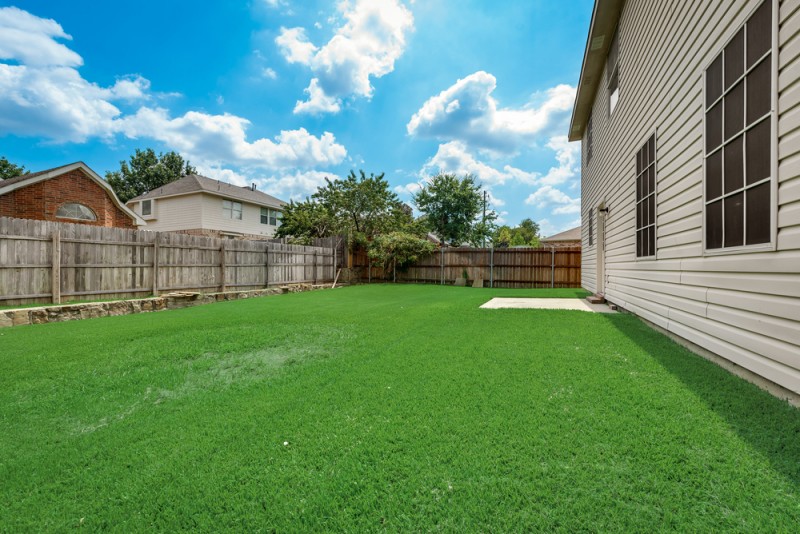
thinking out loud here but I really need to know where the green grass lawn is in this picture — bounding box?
[1,285,798,531]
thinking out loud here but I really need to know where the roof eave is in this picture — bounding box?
[130,189,286,208]
[568,0,626,142]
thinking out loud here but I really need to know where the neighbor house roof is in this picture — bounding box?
[568,0,625,141]
[541,226,582,242]
[0,161,145,226]
[128,174,287,208]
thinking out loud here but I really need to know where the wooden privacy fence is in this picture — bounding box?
[0,217,336,306]
[353,246,581,288]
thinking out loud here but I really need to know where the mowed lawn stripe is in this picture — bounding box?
[1,285,798,531]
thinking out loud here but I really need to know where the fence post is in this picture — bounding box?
[551,246,555,288]
[490,246,494,289]
[51,230,61,304]
[333,243,337,281]
[152,232,160,296]
[220,241,227,293]
[440,246,444,285]
[313,251,317,284]
[265,243,270,288]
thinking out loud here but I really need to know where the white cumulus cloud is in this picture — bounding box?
[293,78,341,115]
[277,0,414,114]
[116,108,347,170]
[408,71,575,154]
[419,141,540,187]
[0,7,82,66]
[275,27,318,65]
[262,170,340,201]
[525,185,581,214]
[0,7,348,174]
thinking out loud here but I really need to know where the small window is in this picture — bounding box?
[141,199,152,216]
[223,200,242,220]
[587,114,593,164]
[704,0,773,251]
[636,134,657,258]
[607,29,620,115]
[261,208,280,225]
[588,211,594,247]
[56,203,96,221]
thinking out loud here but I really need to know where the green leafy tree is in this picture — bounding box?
[313,170,414,245]
[413,173,492,246]
[491,218,541,247]
[276,170,419,247]
[493,226,513,248]
[367,231,437,280]
[515,218,541,247]
[274,199,336,244]
[105,148,196,202]
[0,157,29,180]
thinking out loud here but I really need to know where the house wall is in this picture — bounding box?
[199,194,279,238]
[129,193,281,238]
[128,195,203,232]
[0,169,136,228]
[580,0,800,394]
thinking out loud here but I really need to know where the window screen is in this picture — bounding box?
[636,135,657,257]
[705,0,772,250]
[223,200,243,220]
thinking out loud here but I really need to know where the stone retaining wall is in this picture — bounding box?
[0,284,333,329]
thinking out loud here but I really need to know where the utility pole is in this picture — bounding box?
[482,190,487,248]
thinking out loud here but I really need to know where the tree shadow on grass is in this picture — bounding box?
[599,313,800,488]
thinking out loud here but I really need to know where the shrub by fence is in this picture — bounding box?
[351,246,581,288]
[0,217,337,306]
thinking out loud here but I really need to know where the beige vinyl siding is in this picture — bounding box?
[129,195,202,232]
[199,194,279,238]
[580,0,800,394]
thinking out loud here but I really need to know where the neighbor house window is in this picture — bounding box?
[704,0,773,250]
[607,29,620,115]
[56,203,96,221]
[636,134,657,258]
[260,208,280,225]
[588,211,594,247]
[223,200,242,220]
[141,199,152,216]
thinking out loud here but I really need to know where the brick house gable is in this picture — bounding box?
[0,162,142,228]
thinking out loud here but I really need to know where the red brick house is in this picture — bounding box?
[0,162,143,228]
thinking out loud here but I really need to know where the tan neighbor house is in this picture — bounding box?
[127,174,286,240]
[540,226,582,248]
[570,0,800,396]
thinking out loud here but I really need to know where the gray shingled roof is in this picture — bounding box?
[128,174,287,208]
[541,226,582,242]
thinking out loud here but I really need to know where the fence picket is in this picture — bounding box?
[0,217,337,306]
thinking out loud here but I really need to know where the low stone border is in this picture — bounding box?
[0,283,334,329]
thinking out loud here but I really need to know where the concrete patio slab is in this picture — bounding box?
[480,298,616,313]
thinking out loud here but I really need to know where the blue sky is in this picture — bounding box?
[0,0,592,236]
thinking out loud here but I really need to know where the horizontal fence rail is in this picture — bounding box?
[0,217,338,306]
[351,246,581,289]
